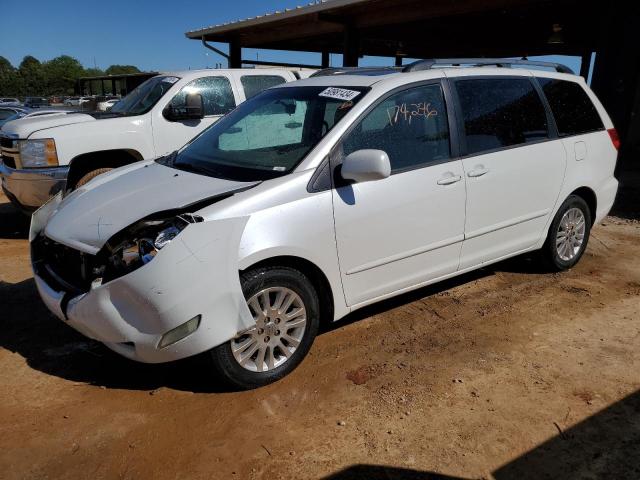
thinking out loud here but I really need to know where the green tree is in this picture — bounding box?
[42,55,85,96]
[0,56,21,97]
[18,55,44,96]
[0,55,143,98]
[105,65,141,75]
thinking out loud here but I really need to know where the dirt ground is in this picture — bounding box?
[1,189,639,480]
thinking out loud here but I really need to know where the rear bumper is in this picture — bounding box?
[0,161,68,211]
[30,196,255,363]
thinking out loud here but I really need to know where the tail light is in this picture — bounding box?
[607,128,620,150]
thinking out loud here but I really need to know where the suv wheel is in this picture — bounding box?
[542,195,592,271]
[210,266,320,390]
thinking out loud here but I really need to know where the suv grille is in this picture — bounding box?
[0,137,19,169]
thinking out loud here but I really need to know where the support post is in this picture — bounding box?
[343,24,359,67]
[579,51,591,80]
[395,55,403,67]
[322,51,330,68]
[229,41,242,68]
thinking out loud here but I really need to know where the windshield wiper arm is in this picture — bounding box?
[173,160,223,178]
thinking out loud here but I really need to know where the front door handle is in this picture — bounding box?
[467,166,489,178]
[437,174,462,185]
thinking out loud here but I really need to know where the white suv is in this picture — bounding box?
[0,68,311,211]
[30,59,619,389]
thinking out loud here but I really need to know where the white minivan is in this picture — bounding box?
[30,59,619,389]
[0,68,312,211]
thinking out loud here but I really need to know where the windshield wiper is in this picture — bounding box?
[173,160,222,178]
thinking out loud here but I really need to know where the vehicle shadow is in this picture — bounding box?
[321,253,547,335]
[0,277,229,394]
[323,389,640,479]
[0,199,30,239]
[0,252,542,394]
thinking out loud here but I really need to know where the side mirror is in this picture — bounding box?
[164,93,205,121]
[341,149,391,183]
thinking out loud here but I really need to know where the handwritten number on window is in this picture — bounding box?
[387,102,438,126]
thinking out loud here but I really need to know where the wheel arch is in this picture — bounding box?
[67,149,144,189]
[240,255,335,326]
[569,186,597,225]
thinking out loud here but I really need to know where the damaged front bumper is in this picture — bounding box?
[30,194,255,363]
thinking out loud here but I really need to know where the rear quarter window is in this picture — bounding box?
[537,78,604,136]
[241,75,287,99]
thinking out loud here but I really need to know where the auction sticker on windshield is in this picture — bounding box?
[319,87,361,101]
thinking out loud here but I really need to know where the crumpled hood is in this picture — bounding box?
[43,161,256,254]
[2,112,95,138]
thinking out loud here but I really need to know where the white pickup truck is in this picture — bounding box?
[0,68,311,211]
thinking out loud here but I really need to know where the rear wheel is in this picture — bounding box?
[75,167,113,188]
[541,195,591,271]
[210,266,320,390]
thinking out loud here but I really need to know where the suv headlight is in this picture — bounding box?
[101,213,204,283]
[19,139,58,168]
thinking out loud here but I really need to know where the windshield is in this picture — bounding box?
[0,112,22,126]
[110,76,179,116]
[168,85,369,181]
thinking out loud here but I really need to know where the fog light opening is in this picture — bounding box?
[158,315,201,349]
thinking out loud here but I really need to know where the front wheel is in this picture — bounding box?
[541,195,592,271]
[210,266,320,390]
[74,167,114,188]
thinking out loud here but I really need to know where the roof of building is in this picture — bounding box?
[185,0,599,60]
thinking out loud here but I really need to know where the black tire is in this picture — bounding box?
[541,194,592,271]
[75,167,113,188]
[210,266,320,390]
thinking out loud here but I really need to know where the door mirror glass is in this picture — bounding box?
[341,149,391,183]
[164,93,204,121]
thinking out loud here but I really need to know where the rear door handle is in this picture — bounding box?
[437,174,462,185]
[467,167,489,178]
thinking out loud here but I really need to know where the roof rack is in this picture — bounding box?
[310,66,401,77]
[402,58,574,74]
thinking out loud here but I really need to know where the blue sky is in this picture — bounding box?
[2,0,588,78]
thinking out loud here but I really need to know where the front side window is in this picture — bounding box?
[342,83,450,172]
[241,75,287,99]
[169,86,368,181]
[170,76,236,116]
[537,78,604,136]
[455,78,549,155]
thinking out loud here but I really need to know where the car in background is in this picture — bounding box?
[0,67,313,211]
[24,97,50,108]
[64,97,91,106]
[0,107,70,128]
[97,98,120,111]
[0,98,21,107]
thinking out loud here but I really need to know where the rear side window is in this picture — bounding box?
[171,76,236,116]
[455,78,549,155]
[537,78,604,136]
[241,75,286,99]
[342,83,450,172]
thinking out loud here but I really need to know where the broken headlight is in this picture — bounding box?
[102,213,204,282]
